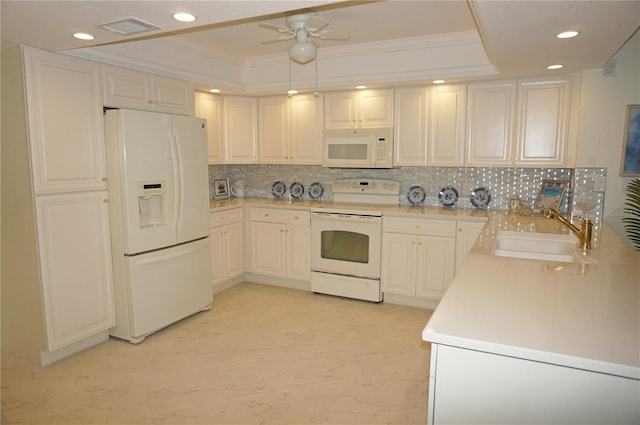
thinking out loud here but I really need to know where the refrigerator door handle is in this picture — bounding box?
[169,127,182,234]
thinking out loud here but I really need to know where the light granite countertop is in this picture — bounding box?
[210,197,491,221]
[422,211,640,380]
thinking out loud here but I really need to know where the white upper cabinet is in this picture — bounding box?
[428,84,467,166]
[325,89,393,128]
[194,91,223,164]
[466,80,517,166]
[258,96,289,163]
[393,87,429,166]
[467,76,575,167]
[289,94,324,164]
[223,96,258,164]
[23,47,106,194]
[258,94,324,164]
[102,65,194,115]
[515,77,572,166]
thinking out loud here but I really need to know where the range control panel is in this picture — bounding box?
[332,178,399,195]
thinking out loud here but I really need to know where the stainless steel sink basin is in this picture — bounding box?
[492,231,596,263]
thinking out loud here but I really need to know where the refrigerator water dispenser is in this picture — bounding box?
[137,181,167,227]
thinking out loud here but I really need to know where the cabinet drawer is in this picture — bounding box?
[249,207,286,223]
[210,208,243,228]
[383,216,456,237]
[285,210,310,226]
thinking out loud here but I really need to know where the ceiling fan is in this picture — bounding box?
[259,12,351,64]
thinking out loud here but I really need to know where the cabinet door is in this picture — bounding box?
[515,78,570,166]
[428,84,466,166]
[394,87,429,166]
[24,48,106,194]
[466,81,516,166]
[416,236,455,299]
[359,89,394,128]
[195,92,223,164]
[249,221,285,277]
[224,221,245,280]
[152,75,194,115]
[324,92,358,128]
[223,96,258,163]
[210,228,224,286]
[286,225,310,281]
[258,96,289,164]
[35,191,115,351]
[102,65,152,110]
[381,232,417,296]
[455,221,485,273]
[289,94,324,164]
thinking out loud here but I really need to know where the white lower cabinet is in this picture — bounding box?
[454,220,486,273]
[248,208,310,281]
[35,192,116,351]
[381,217,456,300]
[428,344,639,425]
[209,208,244,288]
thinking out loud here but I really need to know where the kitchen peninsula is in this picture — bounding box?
[422,212,640,425]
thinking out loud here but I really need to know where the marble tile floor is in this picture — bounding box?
[1,282,433,425]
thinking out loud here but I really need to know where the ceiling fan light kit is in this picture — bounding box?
[289,40,316,64]
[260,11,350,65]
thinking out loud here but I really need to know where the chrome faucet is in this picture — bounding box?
[544,208,593,250]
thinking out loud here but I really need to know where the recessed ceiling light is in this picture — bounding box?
[547,64,564,70]
[209,89,221,93]
[355,85,367,90]
[557,31,579,39]
[288,89,298,96]
[73,32,94,41]
[172,12,196,22]
[433,79,446,84]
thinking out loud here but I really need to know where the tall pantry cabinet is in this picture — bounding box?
[1,46,115,366]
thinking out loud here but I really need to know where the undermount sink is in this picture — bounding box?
[492,231,596,264]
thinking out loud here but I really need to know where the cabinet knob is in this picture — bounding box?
[418,241,423,246]
[280,229,284,233]
[264,213,269,217]
[411,240,416,245]
[416,224,420,229]
[294,216,299,220]
[101,177,107,182]
[102,198,109,203]
[458,228,462,232]
[147,99,154,104]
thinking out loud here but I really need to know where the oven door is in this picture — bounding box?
[311,212,382,279]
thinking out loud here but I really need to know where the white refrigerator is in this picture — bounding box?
[104,109,212,343]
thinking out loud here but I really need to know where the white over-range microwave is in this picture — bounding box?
[322,127,393,168]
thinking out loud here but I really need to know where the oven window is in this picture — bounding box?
[320,230,369,264]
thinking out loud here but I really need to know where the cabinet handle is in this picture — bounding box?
[101,177,107,182]
[147,99,154,105]
[102,198,109,203]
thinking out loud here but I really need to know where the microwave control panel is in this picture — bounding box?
[374,127,393,167]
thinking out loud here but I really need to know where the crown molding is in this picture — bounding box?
[64,29,495,95]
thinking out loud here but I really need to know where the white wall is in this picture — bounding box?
[577,31,640,241]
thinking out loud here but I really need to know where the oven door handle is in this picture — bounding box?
[311,212,381,223]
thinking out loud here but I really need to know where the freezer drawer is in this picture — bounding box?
[110,238,212,343]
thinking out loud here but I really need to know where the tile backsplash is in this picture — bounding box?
[210,164,606,244]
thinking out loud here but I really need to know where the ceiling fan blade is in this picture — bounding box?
[261,34,296,44]
[305,15,329,32]
[258,22,292,34]
[313,31,351,41]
